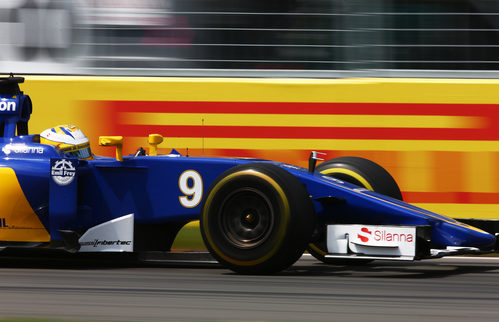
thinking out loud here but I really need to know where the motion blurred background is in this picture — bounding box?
[1,0,499,76]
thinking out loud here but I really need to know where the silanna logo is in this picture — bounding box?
[357,227,414,243]
[357,227,372,242]
[2,143,44,155]
[51,159,76,186]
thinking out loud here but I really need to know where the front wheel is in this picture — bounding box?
[201,163,315,274]
[308,156,403,265]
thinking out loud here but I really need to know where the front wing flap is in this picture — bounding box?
[324,224,490,261]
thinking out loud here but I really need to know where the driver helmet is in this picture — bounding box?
[40,124,93,159]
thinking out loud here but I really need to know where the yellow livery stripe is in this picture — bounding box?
[126,137,499,152]
[0,168,50,242]
[121,112,484,129]
[22,76,499,104]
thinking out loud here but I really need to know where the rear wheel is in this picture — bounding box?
[308,156,402,264]
[201,163,315,274]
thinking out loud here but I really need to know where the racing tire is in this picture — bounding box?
[201,163,315,274]
[308,156,402,265]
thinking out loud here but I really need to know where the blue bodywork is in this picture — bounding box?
[0,77,495,254]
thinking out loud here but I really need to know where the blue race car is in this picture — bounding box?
[0,75,496,274]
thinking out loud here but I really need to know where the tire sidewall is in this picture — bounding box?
[201,171,290,267]
[316,156,402,200]
[201,163,315,274]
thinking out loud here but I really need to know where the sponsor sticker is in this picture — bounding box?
[2,144,44,155]
[0,98,16,112]
[327,224,417,258]
[78,214,134,252]
[80,239,132,247]
[354,226,415,246]
[51,159,76,186]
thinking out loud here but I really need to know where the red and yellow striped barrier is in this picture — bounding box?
[22,76,499,220]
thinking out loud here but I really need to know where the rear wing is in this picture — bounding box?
[0,75,32,137]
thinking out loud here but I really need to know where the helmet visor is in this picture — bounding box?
[60,142,93,159]
[66,147,92,159]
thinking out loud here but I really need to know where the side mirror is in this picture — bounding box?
[99,136,123,161]
[148,134,163,156]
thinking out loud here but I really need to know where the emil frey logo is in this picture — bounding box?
[0,98,16,112]
[51,159,76,186]
[357,226,414,244]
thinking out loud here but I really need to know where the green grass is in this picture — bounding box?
[171,221,207,250]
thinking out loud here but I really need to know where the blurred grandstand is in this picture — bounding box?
[1,0,499,77]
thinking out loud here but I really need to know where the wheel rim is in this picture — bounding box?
[219,188,274,249]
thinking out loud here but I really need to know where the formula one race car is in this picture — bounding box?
[0,75,496,274]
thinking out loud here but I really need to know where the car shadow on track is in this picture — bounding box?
[0,249,221,270]
[1,249,497,279]
[0,249,145,270]
[278,258,499,279]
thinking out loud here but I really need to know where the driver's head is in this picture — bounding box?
[40,125,93,159]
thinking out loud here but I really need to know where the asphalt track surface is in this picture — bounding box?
[0,252,498,322]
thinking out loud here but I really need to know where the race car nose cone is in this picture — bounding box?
[432,221,496,250]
